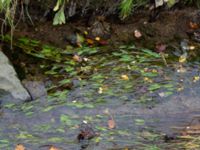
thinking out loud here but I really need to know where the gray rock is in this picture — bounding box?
[0,51,31,102]
[22,80,47,100]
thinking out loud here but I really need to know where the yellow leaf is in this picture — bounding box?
[193,76,200,82]
[95,37,101,41]
[98,87,103,94]
[189,45,195,50]
[121,74,129,80]
[179,54,187,63]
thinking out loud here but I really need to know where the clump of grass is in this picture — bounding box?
[119,0,148,20]
[119,0,134,19]
[0,0,18,47]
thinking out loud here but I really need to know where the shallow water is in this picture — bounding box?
[1,45,200,149]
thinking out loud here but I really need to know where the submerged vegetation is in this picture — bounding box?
[1,0,200,150]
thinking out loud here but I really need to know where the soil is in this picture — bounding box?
[11,7,199,50]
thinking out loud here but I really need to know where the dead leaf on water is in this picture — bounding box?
[179,54,187,63]
[108,118,116,129]
[49,145,60,150]
[15,144,25,150]
[98,87,103,94]
[121,74,129,80]
[193,76,200,82]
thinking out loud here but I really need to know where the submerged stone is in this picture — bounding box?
[22,80,47,100]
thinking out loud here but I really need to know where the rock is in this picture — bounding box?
[22,80,47,100]
[0,51,31,102]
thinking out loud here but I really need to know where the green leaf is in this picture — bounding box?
[53,5,66,25]
[60,114,73,126]
[148,83,161,91]
[167,0,176,8]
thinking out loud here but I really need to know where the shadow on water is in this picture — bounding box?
[1,44,200,149]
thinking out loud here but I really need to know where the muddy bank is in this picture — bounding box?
[12,7,198,49]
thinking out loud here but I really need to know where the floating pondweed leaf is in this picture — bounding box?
[119,54,134,62]
[58,79,71,86]
[158,91,173,97]
[134,119,145,126]
[112,52,122,56]
[25,111,34,117]
[48,90,68,100]
[0,139,9,145]
[56,128,65,133]
[116,130,131,136]
[67,102,94,109]
[144,145,160,150]
[43,105,55,112]
[142,72,158,77]
[77,47,98,55]
[17,131,35,139]
[47,137,65,143]
[33,124,52,132]
[60,114,73,126]
[95,126,108,131]
[148,83,161,91]
[4,103,15,109]
[141,49,161,58]
[91,74,104,80]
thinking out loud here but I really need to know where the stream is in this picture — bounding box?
[1,43,200,150]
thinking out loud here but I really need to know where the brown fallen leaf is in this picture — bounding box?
[49,146,60,150]
[15,144,25,150]
[108,118,116,129]
[86,38,94,45]
[189,22,199,30]
[73,54,82,62]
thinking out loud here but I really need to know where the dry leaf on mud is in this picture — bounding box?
[189,22,199,29]
[134,30,142,39]
[15,144,25,150]
[108,118,116,129]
